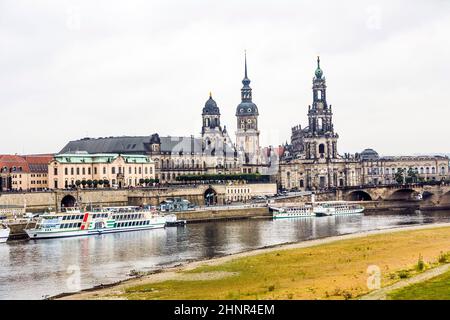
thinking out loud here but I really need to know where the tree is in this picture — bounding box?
[139,178,145,186]
[394,168,405,184]
[406,168,418,184]
[87,179,93,188]
[92,179,98,188]
[81,179,87,188]
[75,180,81,188]
[144,178,150,186]
[103,179,109,187]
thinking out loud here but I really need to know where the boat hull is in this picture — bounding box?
[0,229,10,243]
[314,208,364,216]
[26,223,165,240]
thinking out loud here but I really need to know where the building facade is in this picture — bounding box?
[0,154,52,192]
[48,153,155,189]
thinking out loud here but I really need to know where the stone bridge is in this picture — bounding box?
[337,184,450,207]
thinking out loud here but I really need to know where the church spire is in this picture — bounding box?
[315,55,323,79]
[241,51,252,101]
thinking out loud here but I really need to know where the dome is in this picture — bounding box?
[236,101,259,116]
[315,67,323,79]
[315,56,323,79]
[360,148,379,161]
[202,94,220,115]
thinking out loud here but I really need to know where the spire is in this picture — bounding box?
[242,51,251,87]
[209,91,212,98]
[244,50,248,79]
[315,55,323,79]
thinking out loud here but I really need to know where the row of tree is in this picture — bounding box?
[175,173,269,182]
[70,178,160,189]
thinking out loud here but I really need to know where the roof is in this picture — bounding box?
[0,155,29,173]
[54,153,153,164]
[60,135,237,156]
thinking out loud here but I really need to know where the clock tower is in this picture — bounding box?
[235,53,260,171]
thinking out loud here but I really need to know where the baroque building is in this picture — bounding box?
[279,57,450,191]
[59,93,240,184]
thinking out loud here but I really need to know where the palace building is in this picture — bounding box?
[58,55,273,185]
[279,58,449,191]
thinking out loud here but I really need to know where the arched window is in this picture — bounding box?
[319,144,325,157]
[431,167,435,174]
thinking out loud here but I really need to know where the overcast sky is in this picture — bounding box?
[1,0,449,156]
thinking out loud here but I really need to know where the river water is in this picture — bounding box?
[1,209,450,300]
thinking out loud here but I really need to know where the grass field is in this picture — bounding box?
[388,269,450,300]
[111,226,450,300]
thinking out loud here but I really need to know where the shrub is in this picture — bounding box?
[416,254,425,271]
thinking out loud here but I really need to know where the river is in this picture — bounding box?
[1,209,450,299]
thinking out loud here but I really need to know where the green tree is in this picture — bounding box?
[75,180,81,188]
[87,179,93,188]
[394,168,405,184]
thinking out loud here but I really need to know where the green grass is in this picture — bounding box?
[388,270,450,300]
[113,227,450,300]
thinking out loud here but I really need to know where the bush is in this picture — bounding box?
[438,252,449,264]
[416,254,425,271]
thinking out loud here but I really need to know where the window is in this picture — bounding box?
[88,167,91,175]
[71,167,74,175]
[76,168,80,175]
[112,167,116,174]
[64,168,68,175]
[94,167,97,175]
[54,168,58,175]
[103,167,106,174]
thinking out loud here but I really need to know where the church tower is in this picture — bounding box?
[304,57,339,160]
[235,53,260,170]
[202,92,223,148]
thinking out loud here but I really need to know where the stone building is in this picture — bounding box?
[279,57,449,191]
[59,93,240,184]
[0,154,52,191]
[48,153,155,189]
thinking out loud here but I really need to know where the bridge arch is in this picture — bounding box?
[204,187,218,206]
[61,194,77,208]
[439,191,450,205]
[387,189,419,201]
[345,190,373,201]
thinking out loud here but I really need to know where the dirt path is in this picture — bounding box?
[360,263,450,300]
[58,222,450,300]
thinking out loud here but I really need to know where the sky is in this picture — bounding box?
[1,0,449,156]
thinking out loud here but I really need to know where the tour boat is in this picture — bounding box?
[0,223,10,243]
[269,205,315,219]
[25,206,166,240]
[313,201,364,216]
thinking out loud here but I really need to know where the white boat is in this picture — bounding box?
[270,205,315,219]
[25,207,166,240]
[0,223,10,243]
[314,201,364,216]
[164,214,187,226]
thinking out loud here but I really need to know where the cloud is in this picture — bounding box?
[0,0,449,155]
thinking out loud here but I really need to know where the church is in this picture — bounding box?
[279,58,449,191]
[59,55,271,185]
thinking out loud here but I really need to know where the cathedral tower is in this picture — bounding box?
[201,92,224,149]
[235,53,260,169]
[304,57,339,160]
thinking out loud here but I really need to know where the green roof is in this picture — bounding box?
[54,153,152,164]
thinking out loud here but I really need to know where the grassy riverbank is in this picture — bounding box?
[388,269,450,300]
[64,224,450,300]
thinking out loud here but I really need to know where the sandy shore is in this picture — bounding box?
[57,222,450,300]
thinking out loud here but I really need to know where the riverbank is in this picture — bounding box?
[58,222,450,300]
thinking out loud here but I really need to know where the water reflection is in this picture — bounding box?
[1,210,450,299]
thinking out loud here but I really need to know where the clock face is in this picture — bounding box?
[240,108,244,113]
[247,108,251,112]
